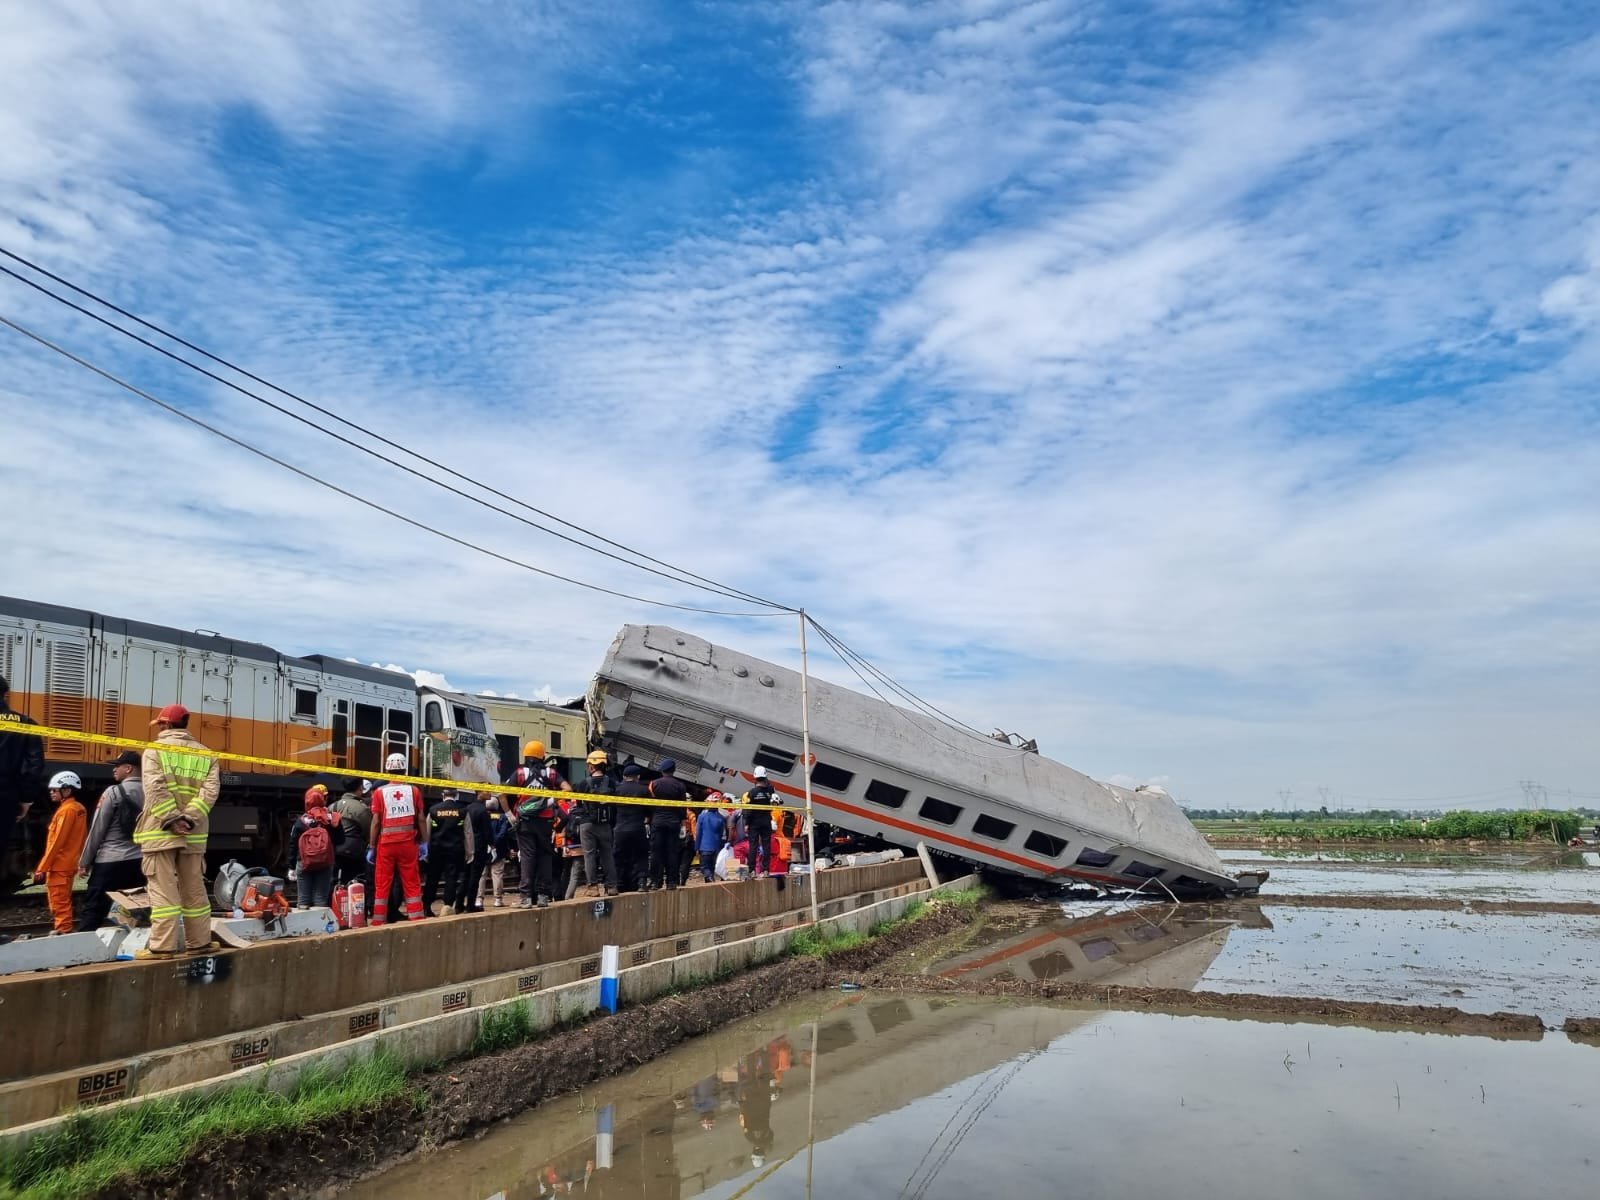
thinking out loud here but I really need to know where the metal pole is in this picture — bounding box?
[805,1012,819,1199]
[800,609,820,927]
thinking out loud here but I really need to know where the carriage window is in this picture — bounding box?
[810,762,855,791]
[972,813,1015,841]
[920,796,962,825]
[292,688,318,719]
[1174,876,1211,891]
[1075,847,1117,868]
[548,729,563,751]
[753,743,797,775]
[1025,830,1067,858]
[1125,861,1165,879]
[865,779,908,809]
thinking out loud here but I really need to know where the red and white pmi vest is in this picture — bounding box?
[374,782,422,844]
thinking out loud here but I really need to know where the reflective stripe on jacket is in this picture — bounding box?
[135,729,220,852]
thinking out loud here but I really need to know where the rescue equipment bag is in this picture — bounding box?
[298,820,334,871]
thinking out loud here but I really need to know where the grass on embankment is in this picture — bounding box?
[0,1053,415,1200]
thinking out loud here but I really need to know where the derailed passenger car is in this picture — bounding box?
[588,625,1265,898]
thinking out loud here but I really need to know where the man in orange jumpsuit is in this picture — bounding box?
[33,770,88,934]
[368,752,428,924]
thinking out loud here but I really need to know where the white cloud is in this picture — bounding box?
[0,0,1595,812]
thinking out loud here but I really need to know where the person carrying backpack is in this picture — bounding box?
[507,741,568,908]
[76,751,146,930]
[288,784,344,910]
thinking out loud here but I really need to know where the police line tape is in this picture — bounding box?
[14,721,799,814]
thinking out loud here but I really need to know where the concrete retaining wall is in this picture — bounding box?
[0,859,922,1086]
[0,874,978,1153]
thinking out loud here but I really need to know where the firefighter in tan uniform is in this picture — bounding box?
[134,704,220,957]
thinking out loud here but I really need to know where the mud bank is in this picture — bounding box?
[845,971,1547,1038]
[1563,1016,1600,1038]
[97,903,980,1200]
[1237,894,1600,916]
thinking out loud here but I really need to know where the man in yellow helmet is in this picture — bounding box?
[506,739,569,908]
[134,704,220,957]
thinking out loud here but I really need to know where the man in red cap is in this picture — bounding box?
[133,704,220,957]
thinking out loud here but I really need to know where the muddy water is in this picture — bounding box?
[352,995,1597,1200]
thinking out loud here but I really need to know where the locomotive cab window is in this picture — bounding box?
[865,779,908,809]
[548,729,563,752]
[972,813,1015,841]
[810,761,855,792]
[292,688,318,720]
[919,796,963,826]
[424,700,444,733]
[452,705,489,735]
[753,743,797,775]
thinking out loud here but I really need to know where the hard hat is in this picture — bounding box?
[523,740,546,759]
[48,770,82,791]
[384,752,407,772]
[586,750,609,766]
[753,765,768,779]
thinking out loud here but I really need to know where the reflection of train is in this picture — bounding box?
[1,595,503,886]
[590,625,1267,897]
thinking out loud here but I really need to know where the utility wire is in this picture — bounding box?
[0,245,793,613]
[0,312,788,619]
[808,614,1021,751]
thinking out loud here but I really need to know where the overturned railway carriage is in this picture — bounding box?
[0,595,500,885]
[589,625,1262,897]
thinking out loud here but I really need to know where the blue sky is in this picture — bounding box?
[1,0,1596,809]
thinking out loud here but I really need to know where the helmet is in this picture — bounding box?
[384,752,408,772]
[586,750,608,766]
[523,740,546,760]
[48,770,82,791]
[752,765,768,779]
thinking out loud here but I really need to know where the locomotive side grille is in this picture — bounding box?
[43,640,89,756]
[0,634,13,684]
[101,689,121,738]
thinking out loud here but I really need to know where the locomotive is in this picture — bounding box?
[0,594,502,891]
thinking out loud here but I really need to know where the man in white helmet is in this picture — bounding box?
[367,752,428,923]
[34,770,88,934]
[742,766,777,878]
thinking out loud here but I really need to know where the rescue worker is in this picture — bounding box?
[569,750,619,897]
[646,759,688,891]
[331,778,371,897]
[424,788,470,915]
[508,741,567,908]
[612,763,651,892]
[34,770,88,933]
[77,751,145,930]
[462,791,492,912]
[743,766,777,878]
[0,674,43,881]
[368,752,427,924]
[134,704,220,958]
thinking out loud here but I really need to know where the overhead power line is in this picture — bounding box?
[0,245,793,614]
[0,312,787,619]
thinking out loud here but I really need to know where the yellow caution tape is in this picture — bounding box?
[9,721,798,813]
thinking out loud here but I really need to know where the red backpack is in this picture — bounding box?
[298,810,335,871]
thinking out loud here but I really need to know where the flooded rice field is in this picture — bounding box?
[352,851,1596,1198]
[1216,849,1600,901]
[353,992,1597,1200]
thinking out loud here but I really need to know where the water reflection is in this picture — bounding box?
[931,905,1258,987]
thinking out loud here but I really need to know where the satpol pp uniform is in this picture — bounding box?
[370,755,426,924]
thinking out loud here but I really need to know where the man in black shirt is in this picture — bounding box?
[571,750,619,896]
[646,758,688,891]
[612,763,651,893]
[461,792,492,912]
[0,675,44,885]
[424,790,470,915]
